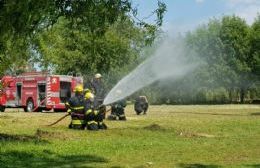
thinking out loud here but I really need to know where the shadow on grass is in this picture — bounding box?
[178,163,221,168]
[0,150,108,168]
[143,124,166,131]
[0,133,48,144]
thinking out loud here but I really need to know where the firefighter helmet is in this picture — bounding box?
[74,84,83,93]
[95,73,102,79]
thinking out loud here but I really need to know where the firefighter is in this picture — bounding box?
[84,90,107,130]
[91,73,106,109]
[134,96,149,115]
[84,91,99,130]
[65,84,86,129]
[107,90,127,121]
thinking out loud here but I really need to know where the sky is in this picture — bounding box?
[132,0,260,35]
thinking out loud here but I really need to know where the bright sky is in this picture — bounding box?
[132,0,260,35]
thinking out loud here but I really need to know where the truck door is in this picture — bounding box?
[60,81,71,103]
[16,83,22,106]
[5,80,16,107]
[37,82,46,106]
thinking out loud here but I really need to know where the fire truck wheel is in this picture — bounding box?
[0,106,5,112]
[25,99,34,112]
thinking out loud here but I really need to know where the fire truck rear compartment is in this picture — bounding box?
[38,83,46,102]
[60,81,71,103]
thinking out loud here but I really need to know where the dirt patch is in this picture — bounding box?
[178,131,215,138]
[143,124,165,131]
[251,112,260,116]
[35,129,70,140]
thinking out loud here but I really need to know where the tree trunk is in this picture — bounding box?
[240,87,245,103]
[229,88,233,103]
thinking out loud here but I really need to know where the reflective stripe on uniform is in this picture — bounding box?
[72,120,86,125]
[119,114,125,117]
[94,110,98,115]
[85,109,92,115]
[87,121,97,125]
[71,106,84,110]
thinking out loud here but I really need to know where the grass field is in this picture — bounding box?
[0,105,259,168]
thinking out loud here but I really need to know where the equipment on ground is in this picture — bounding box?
[0,72,83,112]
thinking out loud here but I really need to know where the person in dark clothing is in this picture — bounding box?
[95,104,107,129]
[134,96,149,115]
[91,73,106,109]
[108,99,127,121]
[65,85,86,129]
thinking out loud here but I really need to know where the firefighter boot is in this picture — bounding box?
[98,122,107,130]
[119,115,127,121]
[107,114,117,120]
[68,123,72,129]
[87,121,99,131]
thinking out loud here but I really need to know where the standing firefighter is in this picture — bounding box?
[134,96,149,115]
[84,90,107,130]
[65,85,86,129]
[91,73,105,109]
[107,90,127,121]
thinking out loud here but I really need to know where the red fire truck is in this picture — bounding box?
[0,72,83,112]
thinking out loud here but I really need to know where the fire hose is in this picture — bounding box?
[47,105,111,127]
[32,98,46,112]
[47,113,70,126]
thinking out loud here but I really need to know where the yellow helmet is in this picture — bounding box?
[74,84,83,93]
[85,92,94,101]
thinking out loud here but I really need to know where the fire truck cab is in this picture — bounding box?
[0,72,83,112]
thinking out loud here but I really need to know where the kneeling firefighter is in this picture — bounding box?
[65,85,86,129]
[107,90,127,120]
[134,96,149,115]
[108,99,127,120]
[85,91,107,130]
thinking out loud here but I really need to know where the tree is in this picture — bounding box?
[219,16,252,103]
[0,0,166,76]
[249,14,260,80]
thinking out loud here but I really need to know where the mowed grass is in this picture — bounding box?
[0,105,259,168]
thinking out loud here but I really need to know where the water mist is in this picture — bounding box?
[103,39,199,105]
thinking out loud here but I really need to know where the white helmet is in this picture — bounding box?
[95,73,102,79]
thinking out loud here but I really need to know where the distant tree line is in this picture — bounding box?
[135,15,260,104]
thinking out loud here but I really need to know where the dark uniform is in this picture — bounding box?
[91,78,105,109]
[85,99,99,130]
[134,96,149,115]
[65,93,86,129]
[84,92,107,130]
[95,105,107,129]
[108,99,127,120]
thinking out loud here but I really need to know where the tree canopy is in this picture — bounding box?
[0,0,166,76]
